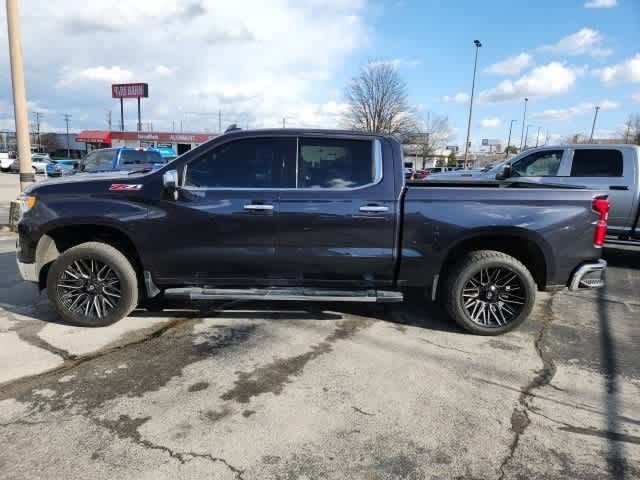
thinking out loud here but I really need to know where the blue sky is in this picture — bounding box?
[0,0,639,147]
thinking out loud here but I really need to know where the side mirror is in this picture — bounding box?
[495,164,513,180]
[162,169,178,191]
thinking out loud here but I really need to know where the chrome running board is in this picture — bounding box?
[163,287,403,303]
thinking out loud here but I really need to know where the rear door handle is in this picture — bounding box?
[243,204,274,211]
[359,205,389,213]
[609,185,629,191]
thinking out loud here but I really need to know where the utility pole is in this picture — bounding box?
[505,119,517,159]
[519,97,528,151]
[218,109,222,133]
[282,118,286,129]
[535,126,542,147]
[106,110,112,130]
[463,39,482,168]
[589,105,600,143]
[63,113,71,157]
[33,111,42,149]
[6,0,33,191]
[524,125,532,150]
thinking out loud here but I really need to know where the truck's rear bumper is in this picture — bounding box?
[569,259,606,291]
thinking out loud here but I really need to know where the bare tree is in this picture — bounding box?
[408,113,451,165]
[343,61,417,137]
[622,114,640,145]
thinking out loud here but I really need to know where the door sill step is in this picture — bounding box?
[163,287,403,303]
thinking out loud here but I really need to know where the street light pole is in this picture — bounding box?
[519,98,528,151]
[505,119,517,159]
[463,39,482,169]
[535,126,542,147]
[524,125,532,151]
[6,0,33,192]
[589,105,600,142]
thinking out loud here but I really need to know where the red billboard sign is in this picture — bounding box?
[111,83,149,99]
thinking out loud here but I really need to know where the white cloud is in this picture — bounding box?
[531,100,620,122]
[442,92,469,103]
[485,53,533,75]
[541,28,612,57]
[633,92,640,103]
[1,0,368,131]
[57,66,135,88]
[479,117,501,128]
[584,0,617,8]
[479,62,581,104]
[594,54,640,84]
[368,58,421,69]
[154,65,175,77]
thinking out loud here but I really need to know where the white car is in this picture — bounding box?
[31,153,52,174]
[9,153,52,174]
[0,152,14,172]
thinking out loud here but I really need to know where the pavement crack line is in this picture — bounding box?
[498,293,558,480]
[0,317,190,391]
[352,406,375,416]
[92,415,245,479]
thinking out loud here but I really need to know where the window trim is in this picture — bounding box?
[181,135,384,192]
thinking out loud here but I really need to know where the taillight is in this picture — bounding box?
[592,196,610,248]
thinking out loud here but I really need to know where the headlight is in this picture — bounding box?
[19,193,37,215]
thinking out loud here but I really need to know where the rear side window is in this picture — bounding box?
[184,137,296,189]
[120,150,163,165]
[570,149,623,177]
[298,138,378,189]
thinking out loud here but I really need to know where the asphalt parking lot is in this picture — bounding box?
[0,172,638,479]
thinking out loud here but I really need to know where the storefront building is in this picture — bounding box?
[75,131,219,154]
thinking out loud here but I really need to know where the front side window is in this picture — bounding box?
[511,150,563,177]
[570,149,623,177]
[83,150,114,170]
[298,138,377,189]
[184,137,296,188]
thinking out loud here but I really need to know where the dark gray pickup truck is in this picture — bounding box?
[16,129,608,335]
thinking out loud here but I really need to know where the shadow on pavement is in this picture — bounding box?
[0,250,462,334]
[597,283,629,479]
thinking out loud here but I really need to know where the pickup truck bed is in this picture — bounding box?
[16,129,608,335]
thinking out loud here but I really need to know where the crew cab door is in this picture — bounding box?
[276,136,397,288]
[149,136,296,285]
[565,147,637,234]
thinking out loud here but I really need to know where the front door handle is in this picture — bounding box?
[359,205,389,213]
[609,185,629,191]
[244,204,274,211]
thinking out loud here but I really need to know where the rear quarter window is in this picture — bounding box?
[120,150,163,165]
[570,149,623,177]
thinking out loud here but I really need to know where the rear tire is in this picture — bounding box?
[442,250,536,335]
[47,242,138,327]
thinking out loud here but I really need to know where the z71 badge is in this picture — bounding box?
[109,184,143,191]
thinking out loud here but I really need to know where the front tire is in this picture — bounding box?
[443,250,536,335]
[47,242,138,327]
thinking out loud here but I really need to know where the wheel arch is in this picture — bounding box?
[435,228,551,298]
[36,223,144,291]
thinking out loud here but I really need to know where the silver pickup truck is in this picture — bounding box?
[433,144,640,243]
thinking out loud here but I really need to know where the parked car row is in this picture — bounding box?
[2,146,176,177]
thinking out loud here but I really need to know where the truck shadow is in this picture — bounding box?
[0,251,462,334]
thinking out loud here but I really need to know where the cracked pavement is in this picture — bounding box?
[0,231,638,478]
